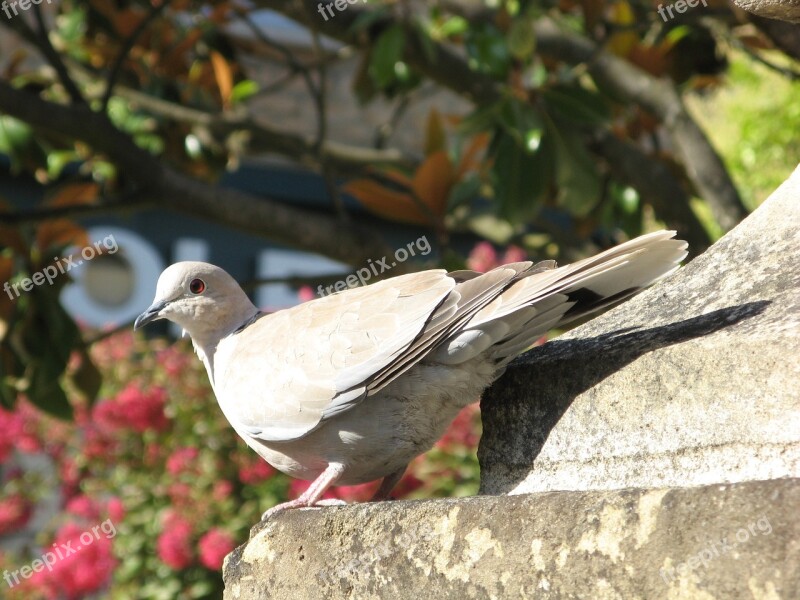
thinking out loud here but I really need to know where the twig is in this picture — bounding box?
[0,191,149,224]
[31,3,86,105]
[101,0,173,111]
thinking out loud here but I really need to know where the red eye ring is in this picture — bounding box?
[189,278,206,294]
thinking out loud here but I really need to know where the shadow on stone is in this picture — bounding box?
[480,300,770,494]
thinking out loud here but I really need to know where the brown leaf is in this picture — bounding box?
[456,132,489,180]
[424,108,446,157]
[344,179,431,226]
[210,50,234,108]
[411,151,454,219]
[36,220,90,255]
[46,182,99,207]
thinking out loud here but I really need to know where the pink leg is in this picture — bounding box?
[261,463,346,521]
[370,466,407,502]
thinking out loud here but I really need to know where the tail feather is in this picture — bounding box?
[430,231,687,366]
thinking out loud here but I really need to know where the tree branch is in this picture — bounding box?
[0,81,400,268]
[101,0,172,111]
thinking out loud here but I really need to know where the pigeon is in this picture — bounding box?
[134,231,687,518]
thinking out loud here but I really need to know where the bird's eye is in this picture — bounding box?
[189,278,206,294]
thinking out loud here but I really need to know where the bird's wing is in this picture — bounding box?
[216,265,529,442]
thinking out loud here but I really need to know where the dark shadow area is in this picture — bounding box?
[478,300,771,494]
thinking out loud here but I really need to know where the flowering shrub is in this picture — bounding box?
[0,330,482,598]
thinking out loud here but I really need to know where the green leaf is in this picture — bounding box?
[465,23,511,79]
[230,80,260,104]
[71,350,102,405]
[348,6,391,34]
[27,354,73,420]
[369,25,406,89]
[543,85,611,126]
[47,150,79,180]
[548,124,602,217]
[437,16,469,38]
[491,131,551,221]
[507,17,536,60]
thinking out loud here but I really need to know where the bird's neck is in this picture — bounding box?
[190,305,261,390]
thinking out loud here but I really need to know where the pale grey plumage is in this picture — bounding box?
[135,231,687,517]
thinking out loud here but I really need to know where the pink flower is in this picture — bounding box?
[0,493,33,535]
[237,459,276,484]
[65,495,100,521]
[436,403,481,449]
[466,242,528,272]
[198,528,235,570]
[28,521,116,600]
[167,483,193,507]
[466,241,498,272]
[502,245,527,263]
[212,480,234,501]
[297,285,316,303]
[107,497,125,522]
[157,515,194,570]
[93,384,170,433]
[166,447,199,475]
[392,473,425,498]
[0,401,42,457]
[156,346,192,377]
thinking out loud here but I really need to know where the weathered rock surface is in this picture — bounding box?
[732,0,800,22]
[223,478,799,599]
[479,164,800,496]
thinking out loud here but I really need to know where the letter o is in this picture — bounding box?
[61,227,165,328]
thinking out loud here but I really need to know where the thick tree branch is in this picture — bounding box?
[0,81,400,268]
[590,131,711,253]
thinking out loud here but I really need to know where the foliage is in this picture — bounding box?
[0,329,483,599]
[686,51,800,209]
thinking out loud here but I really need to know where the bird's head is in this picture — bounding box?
[134,262,258,345]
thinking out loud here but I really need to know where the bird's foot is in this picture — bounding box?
[261,498,347,521]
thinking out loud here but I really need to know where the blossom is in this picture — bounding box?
[27,521,116,600]
[157,514,194,570]
[198,528,235,570]
[0,493,32,535]
[107,497,126,523]
[392,473,425,498]
[166,447,199,475]
[65,495,101,521]
[436,403,481,449]
[0,401,42,458]
[212,480,234,501]
[297,285,316,303]
[93,384,170,433]
[237,458,276,484]
[466,241,498,272]
[466,242,528,272]
[156,346,192,377]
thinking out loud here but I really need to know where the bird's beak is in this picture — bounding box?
[134,299,169,330]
